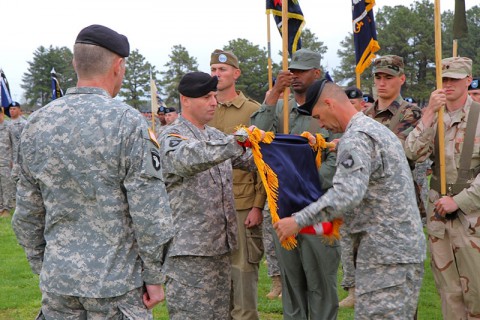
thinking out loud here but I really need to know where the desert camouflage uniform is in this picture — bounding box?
[294,112,426,320]
[405,96,480,319]
[7,115,27,183]
[0,120,14,213]
[159,116,256,320]
[12,87,173,319]
[251,98,341,320]
[208,90,266,319]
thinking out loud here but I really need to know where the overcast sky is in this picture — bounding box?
[1,0,475,102]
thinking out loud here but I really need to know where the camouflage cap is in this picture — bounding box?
[288,49,321,70]
[210,49,239,69]
[442,57,472,79]
[469,77,479,91]
[372,55,404,76]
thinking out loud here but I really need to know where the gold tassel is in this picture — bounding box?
[236,126,340,249]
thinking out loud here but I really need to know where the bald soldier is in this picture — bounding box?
[274,79,426,320]
[12,24,173,319]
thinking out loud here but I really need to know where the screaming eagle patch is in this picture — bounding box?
[340,154,355,169]
[151,149,161,171]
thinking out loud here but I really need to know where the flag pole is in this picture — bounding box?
[267,12,273,91]
[434,0,446,196]
[281,0,290,134]
[150,70,156,132]
[452,39,458,57]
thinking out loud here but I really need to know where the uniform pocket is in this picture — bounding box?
[246,225,264,264]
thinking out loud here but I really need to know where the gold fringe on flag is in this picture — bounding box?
[238,126,340,249]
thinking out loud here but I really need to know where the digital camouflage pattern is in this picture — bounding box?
[12,87,174,298]
[293,112,426,317]
[7,116,27,182]
[405,96,480,318]
[208,90,266,319]
[164,255,231,319]
[159,116,255,257]
[36,287,152,320]
[262,203,281,278]
[0,120,14,212]
[158,116,255,318]
[294,112,426,265]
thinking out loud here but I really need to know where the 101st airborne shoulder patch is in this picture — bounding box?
[168,133,188,148]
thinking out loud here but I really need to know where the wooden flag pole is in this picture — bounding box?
[434,0,446,196]
[267,13,273,91]
[356,72,361,88]
[453,39,458,57]
[282,0,290,134]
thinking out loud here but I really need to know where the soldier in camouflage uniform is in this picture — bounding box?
[251,48,341,320]
[275,80,426,320]
[340,55,425,312]
[468,77,480,103]
[11,24,173,320]
[405,57,480,319]
[0,107,14,217]
[6,101,27,184]
[208,49,267,319]
[158,72,258,320]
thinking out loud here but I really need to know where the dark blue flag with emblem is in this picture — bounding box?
[236,127,342,249]
[51,68,64,100]
[266,0,305,56]
[352,0,380,75]
[1,69,12,109]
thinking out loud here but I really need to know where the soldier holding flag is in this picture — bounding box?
[405,56,480,319]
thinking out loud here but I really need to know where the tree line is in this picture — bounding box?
[21,0,480,110]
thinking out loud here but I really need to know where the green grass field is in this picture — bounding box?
[0,214,442,319]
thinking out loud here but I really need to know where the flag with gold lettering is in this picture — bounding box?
[266,0,305,56]
[352,0,380,75]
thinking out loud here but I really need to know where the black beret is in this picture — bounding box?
[362,94,374,103]
[157,106,166,114]
[178,72,218,98]
[165,107,177,114]
[345,86,363,99]
[75,24,130,58]
[8,101,21,107]
[469,77,479,91]
[298,78,330,116]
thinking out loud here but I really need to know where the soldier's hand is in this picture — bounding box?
[143,284,165,309]
[245,207,263,228]
[274,217,300,242]
[265,71,293,105]
[426,89,446,113]
[434,196,459,217]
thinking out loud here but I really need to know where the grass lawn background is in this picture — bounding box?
[0,214,442,319]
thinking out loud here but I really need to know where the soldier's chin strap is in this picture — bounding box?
[432,101,480,219]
